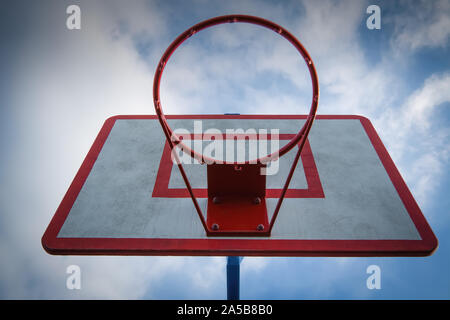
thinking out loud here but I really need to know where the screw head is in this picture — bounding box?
[212,223,219,231]
[257,224,265,231]
[213,197,220,204]
[253,197,261,205]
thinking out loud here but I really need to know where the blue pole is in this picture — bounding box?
[224,112,242,300]
[227,256,241,300]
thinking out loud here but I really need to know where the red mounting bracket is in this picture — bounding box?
[206,164,269,236]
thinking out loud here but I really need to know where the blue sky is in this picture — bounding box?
[0,0,449,299]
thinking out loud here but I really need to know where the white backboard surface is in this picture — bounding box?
[42,115,437,256]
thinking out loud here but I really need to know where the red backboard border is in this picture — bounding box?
[41,115,438,257]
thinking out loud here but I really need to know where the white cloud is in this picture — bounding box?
[290,1,399,115]
[391,0,450,51]
[409,154,445,207]
[403,73,450,130]
[376,72,450,207]
[241,257,269,274]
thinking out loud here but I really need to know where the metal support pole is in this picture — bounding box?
[227,256,241,300]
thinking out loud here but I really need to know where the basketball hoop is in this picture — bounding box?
[153,15,319,236]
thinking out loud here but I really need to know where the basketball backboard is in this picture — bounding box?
[42,114,437,257]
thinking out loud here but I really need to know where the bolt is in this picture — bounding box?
[257,224,265,231]
[212,223,219,231]
[213,197,220,204]
[253,197,261,205]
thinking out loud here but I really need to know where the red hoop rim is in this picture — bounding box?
[153,14,319,165]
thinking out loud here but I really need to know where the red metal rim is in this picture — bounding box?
[153,14,319,164]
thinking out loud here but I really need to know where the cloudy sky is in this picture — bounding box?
[0,0,449,299]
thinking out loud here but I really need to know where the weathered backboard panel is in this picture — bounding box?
[42,115,437,256]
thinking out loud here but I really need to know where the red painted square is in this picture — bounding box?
[152,134,324,199]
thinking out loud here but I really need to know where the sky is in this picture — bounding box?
[0,0,449,299]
